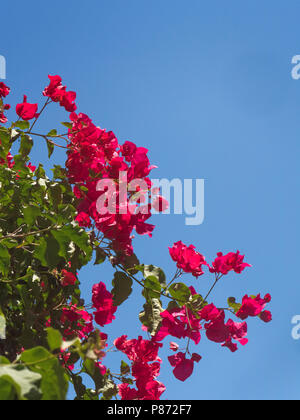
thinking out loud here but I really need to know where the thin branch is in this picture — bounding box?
[0,225,59,242]
[28,98,52,133]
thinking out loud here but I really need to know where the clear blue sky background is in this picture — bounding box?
[2,0,300,400]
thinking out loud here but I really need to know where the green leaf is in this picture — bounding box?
[19,133,33,157]
[20,347,68,400]
[83,359,106,394]
[168,282,191,303]
[83,358,95,376]
[144,276,162,301]
[120,361,130,375]
[190,294,206,312]
[46,328,62,352]
[14,121,30,130]
[94,247,106,265]
[0,365,41,400]
[35,164,46,179]
[122,253,140,275]
[0,239,18,249]
[52,165,67,180]
[48,183,63,209]
[111,272,133,306]
[45,137,54,158]
[47,129,57,137]
[228,297,241,313]
[13,154,30,173]
[23,205,41,227]
[34,235,61,269]
[144,265,166,288]
[61,122,73,129]
[0,378,15,400]
[0,128,11,159]
[82,389,99,400]
[0,242,10,276]
[72,375,86,400]
[139,298,163,336]
[51,225,92,265]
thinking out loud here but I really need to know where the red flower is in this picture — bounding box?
[60,351,74,371]
[168,352,196,382]
[43,75,62,97]
[209,251,251,275]
[0,82,10,98]
[27,163,36,173]
[118,384,139,400]
[115,335,165,400]
[0,112,8,124]
[236,294,272,321]
[92,282,117,327]
[43,75,77,113]
[64,110,158,256]
[56,305,94,341]
[75,212,92,228]
[52,87,77,113]
[154,304,202,345]
[121,141,137,162]
[205,311,248,352]
[114,335,162,363]
[191,353,202,363]
[169,241,207,277]
[61,270,77,287]
[95,362,107,376]
[16,95,38,120]
[260,310,272,323]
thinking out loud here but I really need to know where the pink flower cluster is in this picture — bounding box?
[43,75,77,112]
[60,305,94,341]
[236,294,272,323]
[46,304,94,344]
[65,111,158,255]
[150,244,272,382]
[16,95,38,121]
[0,82,10,98]
[155,297,249,353]
[169,242,251,278]
[209,251,252,275]
[45,277,111,375]
[43,74,162,255]
[153,294,271,381]
[0,82,10,124]
[114,335,166,400]
[0,83,37,171]
[168,352,202,382]
[203,307,248,353]
[154,287,202,345]
[169,241,207,277]
[61,270,77,287]
[92,281,117,327]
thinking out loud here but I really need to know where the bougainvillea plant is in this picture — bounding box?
[0,77,272,400]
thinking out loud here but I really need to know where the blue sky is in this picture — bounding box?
[2,0,300,400]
